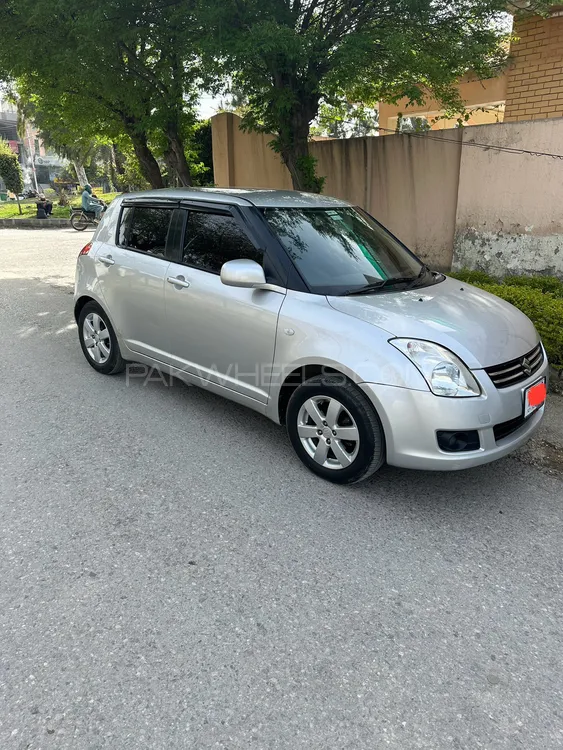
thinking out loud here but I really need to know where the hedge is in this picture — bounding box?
[450,271,563,370]
[0,140,24,196]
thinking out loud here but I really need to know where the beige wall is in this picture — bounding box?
[212,113,563,277]
[453,117,563,277]
[212,112,461,270]
[212,112,292,189]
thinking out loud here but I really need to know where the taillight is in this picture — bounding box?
[79,242,93,257]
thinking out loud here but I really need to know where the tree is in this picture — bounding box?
[204,0,552,192]
[311,101,379,138]
[0,140,24,213]
[0,0,204,189]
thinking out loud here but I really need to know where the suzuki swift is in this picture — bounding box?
[74,188,548,483]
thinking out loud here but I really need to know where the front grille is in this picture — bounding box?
[493,414,528,442]
[485,343,543,389]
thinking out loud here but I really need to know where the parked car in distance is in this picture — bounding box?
[74,188,548,483]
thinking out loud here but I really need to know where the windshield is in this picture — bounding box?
[263,206,427,295]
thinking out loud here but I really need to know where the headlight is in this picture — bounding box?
[390,339,481,397]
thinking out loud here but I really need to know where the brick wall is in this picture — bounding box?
[504,12,563,121]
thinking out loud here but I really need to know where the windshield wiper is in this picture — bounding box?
[404,263,431,288]
[340,276,417,296]
[338,264,434,297]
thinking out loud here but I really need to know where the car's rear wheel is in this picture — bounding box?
[78,301,125,375]
[286,374,385,484]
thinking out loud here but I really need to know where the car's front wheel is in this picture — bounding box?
[286,374,385,484]
[78,301,125,375]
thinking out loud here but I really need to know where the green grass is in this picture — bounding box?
[0,192,120,220]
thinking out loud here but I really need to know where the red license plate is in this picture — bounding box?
[524,379,547,418]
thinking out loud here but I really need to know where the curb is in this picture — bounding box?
[0,218,70,229]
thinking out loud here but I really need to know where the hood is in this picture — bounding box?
[327,276,539,369]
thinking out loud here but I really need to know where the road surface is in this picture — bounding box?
[1,228,562,749]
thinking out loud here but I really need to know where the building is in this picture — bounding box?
[379,6,563,133]
[379,74,508,134]
[504,6,563,121]
[0,94,67,192]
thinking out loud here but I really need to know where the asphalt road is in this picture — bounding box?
[1,228,562,750]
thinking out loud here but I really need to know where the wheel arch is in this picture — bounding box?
[74,295,117,334]
[74,295,96,323]
[277,364,350,425]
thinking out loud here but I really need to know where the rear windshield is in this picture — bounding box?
[263,206,424,295]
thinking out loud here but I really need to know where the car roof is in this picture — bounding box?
[119,187,351,209]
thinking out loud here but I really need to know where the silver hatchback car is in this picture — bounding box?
[75,188,548,483]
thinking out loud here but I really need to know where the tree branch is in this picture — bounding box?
[117,40,170,98]
[300,0,322,31]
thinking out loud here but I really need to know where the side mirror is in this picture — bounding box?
[220,259,267,288]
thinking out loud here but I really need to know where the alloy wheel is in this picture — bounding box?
[297,395,360,470]
[82,312,111,364]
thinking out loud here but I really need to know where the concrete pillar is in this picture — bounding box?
[211,112,236,187]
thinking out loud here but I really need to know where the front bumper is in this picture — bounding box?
[360,355,548,471]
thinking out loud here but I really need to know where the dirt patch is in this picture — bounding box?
[516,437,563,476]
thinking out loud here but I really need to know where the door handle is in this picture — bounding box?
[167,275,190,289]
[99,255,115,266]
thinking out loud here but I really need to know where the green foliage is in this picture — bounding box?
[122,157,151,192]
[451,269,563,298]
[296,155,325,194]
[0,140,24,201]
[56,164,80,184]
[203,0,553,191]
[451,270,563,368]
[449,269,497,285]
[0,0,204,188]
[189,121,214,186]
[396,114,431,133]
[503,275,563,298]
[0,199,36,219]
[0,192,119,219]
[311,101,379,138]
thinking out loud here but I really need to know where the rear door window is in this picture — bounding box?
[182,211,263,274]
[118,206,174,258]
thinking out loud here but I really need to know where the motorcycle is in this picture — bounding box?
[69,200,107,231]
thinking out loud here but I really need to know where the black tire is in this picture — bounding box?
[286,374,385,484]
[70,212,88,231]
[78,301,125,375]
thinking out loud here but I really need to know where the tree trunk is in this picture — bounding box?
[16,195,22,215]
[109,159,118,192]
[166,125,192,187]
[112,144,126,176]
[128,133,164,189]
[73,161,88,187]
[277,96,323,193]
[163,147,179,187]
[110,144,126,191]
[108,147,118,192]
[279,133,314,192]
